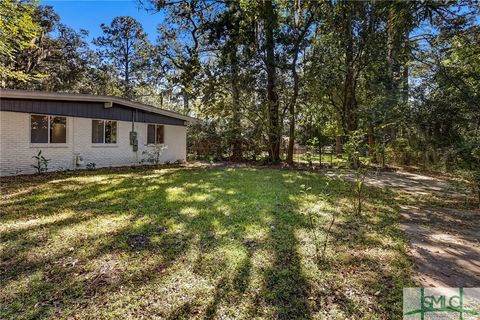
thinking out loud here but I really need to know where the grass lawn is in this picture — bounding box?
[1,166,412,319]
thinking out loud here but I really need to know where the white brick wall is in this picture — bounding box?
[0,111,187,176]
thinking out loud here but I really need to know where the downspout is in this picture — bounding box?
[132,110,135,133]
[132,109,138,163]
[129,109,138,162]
[72,117,75,170]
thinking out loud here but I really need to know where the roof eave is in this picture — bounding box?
[0,89,199,123]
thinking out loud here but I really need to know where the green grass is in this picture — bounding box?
[1,166,413,319]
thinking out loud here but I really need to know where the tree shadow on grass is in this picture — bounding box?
[319,183,414,317]
[1,167,413,319]
[261,220,312,319]
[1,168,318,319]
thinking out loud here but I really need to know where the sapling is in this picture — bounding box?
[300,185,320,258]
[343,129,369,217]
[300,183,336,263]
[349,166,368,217]
[306,137,319,167]
[31,150,50,174]
[322,210,336,261]
[343,130,365,170]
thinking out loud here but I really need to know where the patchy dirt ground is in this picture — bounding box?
[365,170,480,287]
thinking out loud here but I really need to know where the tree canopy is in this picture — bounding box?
[1,0,479,174]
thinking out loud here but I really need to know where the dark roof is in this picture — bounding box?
[0,89,198,123]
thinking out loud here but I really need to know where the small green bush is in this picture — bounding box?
[31,150,50,174]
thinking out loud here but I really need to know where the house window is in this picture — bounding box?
[147,124,164,144]
[92,120,117,144]
[30,115,67,143]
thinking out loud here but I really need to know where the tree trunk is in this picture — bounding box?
[343,70,357,134]
[381,129,386,168]
[342,5,357,136]
[318,134,322,166]
[335,135,342,154]
[124,37,131,98]
[368,123,376,162]
[286,105,295,164]
[385,4,406,142]
[231,54,242,162]
[182,88,190,115]
[286,59,299,164]
[263,0,280,163]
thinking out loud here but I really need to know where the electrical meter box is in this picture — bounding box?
[129,131,137,145]
[130,131,138,151]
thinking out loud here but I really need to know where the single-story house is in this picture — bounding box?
[0,89,197,176]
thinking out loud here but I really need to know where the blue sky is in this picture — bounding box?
[41,0,163,42]
[40,0,480,46]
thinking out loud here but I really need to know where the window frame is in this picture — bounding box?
[91,119,118,144]
[30,114,68,145]
[146,124,165,145]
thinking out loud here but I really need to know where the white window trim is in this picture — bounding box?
[29,114,68,146]
[146,124,165,146]
[91,119,118,145]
